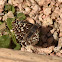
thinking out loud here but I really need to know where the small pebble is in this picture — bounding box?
[26,17,35,24]
[56,52,62,57]
[3,11,14,21]
[53,31,59,41]
[54,46,61,52]
[43,8,51,15]
[58,37,62,47]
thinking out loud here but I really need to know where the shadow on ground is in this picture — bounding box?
[36,25,58,48]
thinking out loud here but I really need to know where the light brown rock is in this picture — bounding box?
[54,7,60,14]
[46,17,53,25]
[59,32,62,37]
[60,14,62,18]
[0,17,2,20]
[35,0,45,6]
[10,0,23,5]
[21,47,26,51]
[54,22,59,29]
[43,8,51,15]
[3,11,14,21]
[39,14,43,21]
[60,8,62,13]
[50,29,55,34]
[60,50,62,53]
[50,53,55,56]
[56,52,62,57]
[58,37,62,47]
[0,0,6,5]
[42,17,53,26]
[26,0,31,6]
[25,7,31,14]
[26,17,35,24]
[58,0,62,2]
[25,45,34,53]
[40,46,54,54]
[59,24,62,32]
[0,8,3,13]
[54,46,61,52]
[53,31,58,41]
[51,12,59,19]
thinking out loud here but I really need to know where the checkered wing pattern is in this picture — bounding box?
[12,20,39,46]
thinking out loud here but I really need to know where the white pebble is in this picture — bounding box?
[58,0,62,2]
[21,27,24,31]
[25,7,31,13]
[53,31,58,41]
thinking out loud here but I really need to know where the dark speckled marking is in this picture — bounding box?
[12,20,39,46]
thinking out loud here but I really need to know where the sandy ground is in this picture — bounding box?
[0,0,62,58]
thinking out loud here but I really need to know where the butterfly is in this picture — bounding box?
[12,20,39,47]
